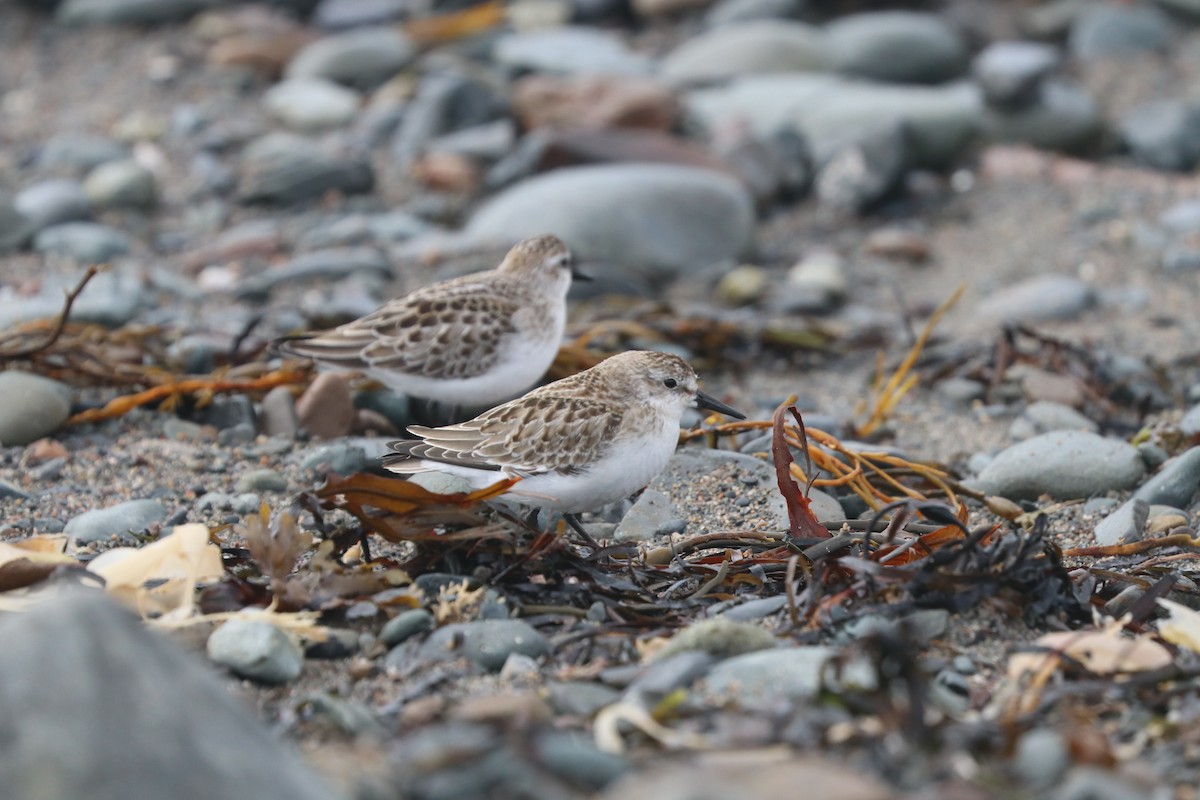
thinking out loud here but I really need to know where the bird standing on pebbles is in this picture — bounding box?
[272,235,586,410]
[383,350,745,539]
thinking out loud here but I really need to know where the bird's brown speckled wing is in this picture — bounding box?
[385,393,624,474]
[276,276,524,380]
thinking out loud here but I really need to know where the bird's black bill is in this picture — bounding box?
[694,390,746,420]
[570,264,593,282]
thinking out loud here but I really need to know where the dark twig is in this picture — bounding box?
[0,263,103,360]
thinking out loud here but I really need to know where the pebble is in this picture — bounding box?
[1008,401,1097,440]
[412,620,550,672]
[379,609,434,647]
[704,0,810,28]
[714,265,767,306]
[1068,3,1171,60]
[14,179,92,231]
[300,442,367,475]
[704,646,876,701]
[263,78,361,131]
[608,464,707,539]
[237,245,390,297]
[975,275,1094,325]
[64,499,168,544]
[391,72,507,166]
[0,198,34,253]
[313,0,408,29]
[973,40,1061,110]
[37,132,128,171]
[983,81,1101,153]
[57,0,209,25]
[621,651,714,702]
[201,396,257,432]
[776,249,847,313]
[652,618,777,661]
[1052,767,1146,800]
[296,373,356,440]
[33,222,131,262]
[1182,403,1200,437]
[235,469,288,493]
[259,387,299,438]
[492,27,653,76]
[512,74,678,133]
[84,160,156,211]
[0,371,72,447]
[1093,498,1148,546]
[206,619,304,685]
[286,28,415,89]
[546,681,621,717]
[1133,446,1200,508]
[238,132,374,205]
[533,731,630,791]
[467,164,754,282]
[1119,100,1200,172]
[937,378,985,406]
[687,74,981,169]
[973,430,1145,500]
[661,21,828,85]
[0,482,31,500]
[824,11,968,84]
[815,121,909,215]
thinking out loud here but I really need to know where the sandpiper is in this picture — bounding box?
[272,234,585,410]
[382,350,745,537]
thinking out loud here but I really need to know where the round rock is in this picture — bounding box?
[0,371,71,447]
[983,81,1101,154]
[207,620,304,685]
[84,160,157,211]
[64,499,168,544]
[492,27,653,76]
[824,11,968,84]
[14,180,92,231]
[416,620,549,671]
[467,164,754,281]
[286,28,415,89]
[973,430,1145,501]
[1068,4,1171,60]
[704,646,876,701]
[238,132,374,205]
[33,222,131,262]
[263,78,361,131]
[661,21,829,85]
[975,275,1094,326]
[380,608,434,647]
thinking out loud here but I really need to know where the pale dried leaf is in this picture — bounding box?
[594,702,708,754]
[1008,629,1173,680]
[87,524,223,620]
[1158,598,1200,655]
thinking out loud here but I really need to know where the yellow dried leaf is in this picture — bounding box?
[1008,629,1173,680]
[1158,598,1200,655]
[87,524,223,620]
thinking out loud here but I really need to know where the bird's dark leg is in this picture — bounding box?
[563,513,604,551]
[524,507,542,529]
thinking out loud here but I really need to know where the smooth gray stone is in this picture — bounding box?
[0,197,35,253]
[33,222,131,262]
[825,11,968,84]
[428,119,517,162]
[719,595,787,620]
[975,274,1094,325]
[704,646,876,700]
[661,21,829,85]
[983,81,1101,153]
[1068,4,1171,60]
[414,620,549,671]
[1182,403,1200,437]
[236,246,389,297]
[37,133,129,171]
[238,132,374,205]
[686,74,981,169]
[391,72,507,165]
[467,164,754,282]
[14,179,92,231]
[1120,100,1200,172]
[814,119,908,214]
[286,28,415,89]
[57,0,212,24]
[314,0,408,29]
[301,442,367,475]
[1160,0,1200,18]
[259,386,298,438]
[206,620,304,684]
[546,682,622,716]
[234,469,288,493]
[492,27,653,76]
[84,160,156,210]
[705,0,811,28]
[973,40,1061,109]
[1133,447,1200,507]
[1014,729,1070,789]
[613,489,686,541]
[379,609,434,646]
[64,499,168,543]
[1093,498,1148,546]
[1009,401,1097,440]
[0,269,150,329]
[0,590,336,800]
[0,371,71,447]
[1052,767,1147,800]
[1160,200,1200,233]
[533,731,629,791]
[263,78,361,131]
[974,430,1145,501]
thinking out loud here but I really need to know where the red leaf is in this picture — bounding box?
[772,404,830,540]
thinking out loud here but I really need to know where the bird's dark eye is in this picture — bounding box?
[663,378,678,389]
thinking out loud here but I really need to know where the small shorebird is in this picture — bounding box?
[382,350,745,539]
[272,234,586,410]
